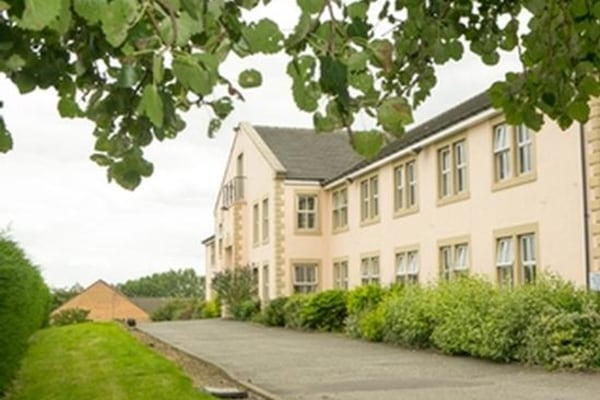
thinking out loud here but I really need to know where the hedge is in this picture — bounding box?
[0,236,51,393]
[256,275,600,370]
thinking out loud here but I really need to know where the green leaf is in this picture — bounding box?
[20,0,62,30]
[347,1,368,19]
[208,118,221,138]
[297,0,324,14]
[210,97,234,119]
[286,12,313,49]
[73,0,107,25]
[48,0,72,35]
[140,84,164,128]
[566,100,590,123]
[569,0,588,18]
[58,97,80,118]
[313,112,337,132]
[238,69,262,88]
[153,54,164,84]
[377,97,413,135]
[90,153,113,167]
[319,56,348,99]
[347,51,369,72]
[117,64,140,88]
[172,55,213,96]
[593,1,600,18]
[181,0,202,19]
[351,130,383,160]
[101,0,139,47]
[0,118,12,153]
[579,76,600,97]
[242,19,284,54]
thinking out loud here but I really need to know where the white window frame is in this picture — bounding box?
[360,255,380,285]
[261,198,269,242]
[454,141,467,193]
[520,234,536,284]
[439,147,452,198]
[517,125,533,175]
[394,160,417,213]
[292,263,319,293]
[252,203,260,245]
[296,194,318,231]
[439,241,469,281]
[396,249,419,284]
[332,188,348,230]
[496,237,514,286]
[360,175,379,222]
[333,260,349,290]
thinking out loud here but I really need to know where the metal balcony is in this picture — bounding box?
[221,176,245,208]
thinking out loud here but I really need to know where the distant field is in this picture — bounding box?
[6,323,215,400]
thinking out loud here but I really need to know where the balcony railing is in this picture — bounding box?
[222,176,245,208]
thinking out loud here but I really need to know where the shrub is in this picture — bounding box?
[151,299,186,321]
[260,297,288,327]
[232,299,261,321]
[0,235,51,394]
[201,299,221,318]
[51,308,90,326]
[283,294,312,329]
[357,304,386,341]
[382,285,436,348]
[211,267,257,320]
[302,290,347,332]
[429,276,498,356]
[345,285,386,316]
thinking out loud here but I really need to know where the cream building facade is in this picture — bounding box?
[203,92,600,301]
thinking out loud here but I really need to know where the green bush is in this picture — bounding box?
[302,290,347,332]
[356,304,386,341]
[151,299,186,321]
[382,285,436,348]
[0,235,51,394]
[201,299,221,318]
[211,267,257,320]
[50,308,90,326]
[345,284,385,316]
[232,299,261,321]
[429,276,498,356]
[260,297,288,327]
[283,294,312,329]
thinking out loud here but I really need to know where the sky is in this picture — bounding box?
[0,3,521,289]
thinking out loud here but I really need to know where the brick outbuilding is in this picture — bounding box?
[51,279,151,322]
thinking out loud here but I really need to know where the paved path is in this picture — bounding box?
[139,320,600,400]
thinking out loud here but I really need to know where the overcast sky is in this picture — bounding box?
[0,3,521,289]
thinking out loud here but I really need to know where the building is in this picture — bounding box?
[203,92,600,301]
[51,280,151,322]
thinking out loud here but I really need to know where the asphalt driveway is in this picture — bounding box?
[139,319,600,400]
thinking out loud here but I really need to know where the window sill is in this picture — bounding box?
[436,191,470,207]
[360,217,381,227]
[332,226,349,235]
[492,172,536,192]
[294,228,322,236]
[394,206,419,219]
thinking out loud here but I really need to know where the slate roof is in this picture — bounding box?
[253,126,363,181]
[324,91,493,184]
[253,90,493,184]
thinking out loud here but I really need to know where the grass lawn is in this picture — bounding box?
[6,323,215,400]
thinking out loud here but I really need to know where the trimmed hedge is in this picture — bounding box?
[151,298,220,321]
[0,236,51,394]
[257,275,600,370]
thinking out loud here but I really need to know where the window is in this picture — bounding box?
[360,175,379,223]
[496,237,514,286]
[261,198,269,242]
[394,160,417,213]
[360,255,380,285]
[333,260,349,289]
[252,203,259,245]
[396,250,418,284]
[262,264,269,301]
[496,230,537,287]
[439,241,469,281]
[438,139,468,201]
[332,188,348,230]
[293,263,318,293]
[493,123,535,188]
[296,194,318,231]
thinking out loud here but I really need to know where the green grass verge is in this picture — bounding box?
[6,322,215,400]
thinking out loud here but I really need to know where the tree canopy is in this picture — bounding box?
[117,268,205,298]
[1,0,599,189]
